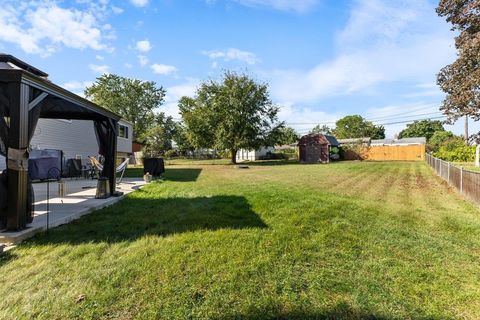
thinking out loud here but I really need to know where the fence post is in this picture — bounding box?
[460,166,464,193]
[447,161,450,184]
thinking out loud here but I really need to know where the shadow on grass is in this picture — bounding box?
[31,195,266,245]
[0,250,16,267]
[217,301,435,320]
[163,168,202,182]
[241,159,300,167]
[122,168,202,182]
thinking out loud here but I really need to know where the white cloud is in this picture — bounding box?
[278,103,343,135]
[89,64,110,74]
[0,1,112,56]
[162,79,200,118]
[111,6,124,14]
[130,0,149,7]
[62,80,93,97]
[138,55,149,67]
[208,0,318,13]
[151,63,178,75]
[135,39,152,52]
[268,0,456,104]
[202,48,260,65]
[95,55,104,61]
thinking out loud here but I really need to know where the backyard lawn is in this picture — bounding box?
[1,161,480,319]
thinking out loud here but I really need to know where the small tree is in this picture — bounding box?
[180,71,282,164]
[333,115,385,139]
[398,119,445,141]
[85,74,166,139]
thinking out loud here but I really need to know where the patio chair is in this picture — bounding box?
[89,157,130,184]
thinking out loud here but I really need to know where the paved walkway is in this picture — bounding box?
[0,178,146,244]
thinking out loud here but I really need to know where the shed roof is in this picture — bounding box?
[324,135,339,146]
[298,133,339,146]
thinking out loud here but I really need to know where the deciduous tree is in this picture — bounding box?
[311,124,332,135]
[85,74,166,139]
[179,71,282,164]
[333,115,385,139]
[437,0,480,125]
[275,127,299,145]
[398,119,445,141]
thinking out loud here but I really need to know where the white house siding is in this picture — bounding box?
[0,119,133,171]
[116,121,133,155]
[236,147,274,162]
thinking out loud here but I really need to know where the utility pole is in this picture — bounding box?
[465,115,469,144]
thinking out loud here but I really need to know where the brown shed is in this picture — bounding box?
[298,133,339,163]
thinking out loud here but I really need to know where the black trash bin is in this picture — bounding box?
[143,158,165,178]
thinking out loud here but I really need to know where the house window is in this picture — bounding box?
[118,124,129,139]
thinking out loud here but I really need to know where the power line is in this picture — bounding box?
[294,115,448,134]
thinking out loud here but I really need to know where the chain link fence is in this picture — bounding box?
[426,153,480,203]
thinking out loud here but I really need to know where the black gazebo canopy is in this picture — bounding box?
[0,54,121,230]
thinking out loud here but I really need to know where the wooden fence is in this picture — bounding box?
[367,144,425,161]
[426,153,480,203]
[342,144,425,161]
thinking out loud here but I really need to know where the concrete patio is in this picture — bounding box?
[0,178,146,244]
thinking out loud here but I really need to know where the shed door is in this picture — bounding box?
[306,145,322,162]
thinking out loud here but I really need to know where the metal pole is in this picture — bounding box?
[46,179,50,233]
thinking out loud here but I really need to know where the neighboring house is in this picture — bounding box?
[236,147,274,162]
[298,133,339,163]
[0,119,133,171]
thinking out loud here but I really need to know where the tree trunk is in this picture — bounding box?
[230,149,237,164]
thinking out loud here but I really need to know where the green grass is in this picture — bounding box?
[2,161,480,319]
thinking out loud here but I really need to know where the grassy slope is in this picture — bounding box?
[1,162,480,319]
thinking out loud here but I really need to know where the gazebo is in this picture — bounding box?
[0,54,121,231]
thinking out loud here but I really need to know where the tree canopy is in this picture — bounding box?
[437,0,480,124]
[398,119,445,141]
[85,74,166,140]
[141,113,177,157]
[332,115,385,139]
[179,71,282,163]
[274,127,299,145]
[311,124,332,135]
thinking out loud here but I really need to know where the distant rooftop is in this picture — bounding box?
[371,137,426,145]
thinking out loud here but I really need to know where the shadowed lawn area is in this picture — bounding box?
[1,161,480,319]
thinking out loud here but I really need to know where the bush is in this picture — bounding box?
[259,152,289,160]
[164,149,178,159]
[428,131,454,152]
[433,136,475,162]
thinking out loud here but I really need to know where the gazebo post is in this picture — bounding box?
[7,82,30,230]
[109,119,118,195]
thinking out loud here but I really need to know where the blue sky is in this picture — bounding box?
[0,0,474,137]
